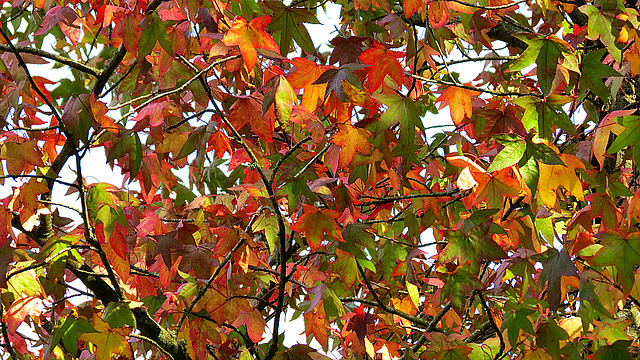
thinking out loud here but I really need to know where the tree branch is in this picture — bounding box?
[0,44,101,77]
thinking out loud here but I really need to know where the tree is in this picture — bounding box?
[1,0,640,358]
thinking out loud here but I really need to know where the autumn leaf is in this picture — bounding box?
[359,41,405,92]
[439,221,507,272]
[538,154,585,208]
[286,57,332,111]
[536,249,578,311]
[79,315,132,360]
[580,5,622,62]
[473,168,522,208]
[436,85,480,126]
[591,232,640,293]
[331,124,373,168]
[222,16,280,71]
[579,48,622,101]
[592,110,628,168]
[291,205,344,251]
[265,2,320,55]
[0,140,45,175]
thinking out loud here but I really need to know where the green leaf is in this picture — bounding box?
[579,49,622,101]
[265,1,319,55]
[514,96,574,140]
[536,319,569,359]
[375,94,424,173]
[487,138,526,172]
[62,317,96,353]
[406,281,420,308]
[594,340,633,360]
[103,302,137,329]
[580,5,622,62]
[519,156,539,198]
[138,12,172,60]
[537,36,567,96]
[591,232,640,293]
[439,221,507,272]
[501,308,536,347]
[607,116,640,154]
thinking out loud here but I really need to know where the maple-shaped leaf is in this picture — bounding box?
[536,319,569,359]
[0,140,46,175]
[537,153,585,208]
[79,315,132,360]
[222,16,280,71]
[403,0,425,18]
[579,49,622,101]
[486,134,527,173]
[9,179,50,232]
[265,1,319,55]
[329,36,367,65]
[232,309,266,343]
[593,340,633,360]
[513,95,575,140]
[439,221,507,272]
[291,205,344,251]
[501,308,536,347]
[138,12,173,60]
[436,85,480,126]
[153,230,183,267]
[313,64,366,102]
[5,296,43,334]
[580,5,622,62]
[591,232,640,293]
[592,319,633,345]
[607,115,640,154]
[229,93,274,142]
[359,41,405,92]
[472,168,522,209]
[585,193,620,229]
[332,124,373,168]
[535,249,578,311]
[438,262,482,314]
[304,311,329,347]
[286,57,332,111]
[509,34,576,95]
[375,94,424,172]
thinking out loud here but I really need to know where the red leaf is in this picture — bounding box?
[359,41,405,92]
[222,16,280,71]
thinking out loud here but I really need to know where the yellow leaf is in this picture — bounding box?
[79,315,132,360]
[538,154,585,208]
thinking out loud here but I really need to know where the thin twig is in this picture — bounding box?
[270,136,312,184]
[358,189,460,206]
[294,142,331,179]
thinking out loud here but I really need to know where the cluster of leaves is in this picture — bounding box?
[1,0,640,359]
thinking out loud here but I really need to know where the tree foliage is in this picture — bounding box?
[1,0,640,359]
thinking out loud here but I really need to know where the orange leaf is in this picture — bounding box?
[331,124,373,168]
[291,205,344,251]
[232,309,266,343]
[359,41,405,92]
[0,140,45,175]
[437,85,480,126]
[5,296,43,334]
[286,57,332,111]
[222,16,279,71]
[473,168,522,209]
